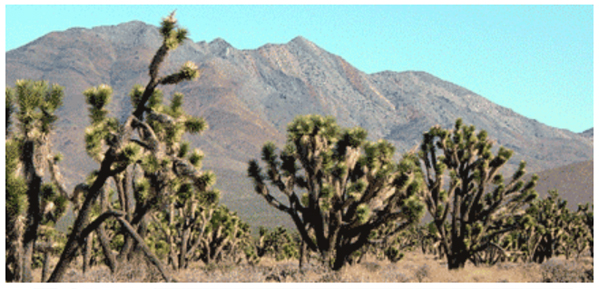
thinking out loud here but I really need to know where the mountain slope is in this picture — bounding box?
[6,21,593,228]
[527,160,593,210]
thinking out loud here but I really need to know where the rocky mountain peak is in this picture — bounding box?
[207,37,234,57]
[581,128,593,139]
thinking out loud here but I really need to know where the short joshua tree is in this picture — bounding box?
[248,115,425,270]
[418,118,538,269]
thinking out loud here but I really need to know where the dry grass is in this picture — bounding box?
[29,250,593,283]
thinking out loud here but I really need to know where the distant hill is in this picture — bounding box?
[528,160,593,210]
[6,21,593,228]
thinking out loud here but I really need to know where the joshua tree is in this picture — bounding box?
[113,85,210,263]
[255,226,300,261]
[48,12,200,282]
[5,80,70,282]
[6,88,25,282]
[521,190,578,263]
[561,207,591,259]
[146,181,220,270]
[195,205,253,265]
[418,118,538,269]
[248,115,425,270]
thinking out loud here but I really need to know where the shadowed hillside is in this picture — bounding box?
[527,160,593,210]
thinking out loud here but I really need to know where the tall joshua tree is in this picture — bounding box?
[6,90,27,281]
[5,80,70,282]
[48,12,200,282]
[418,119,538,269]
[248,115,425,270]
[117,86,211,262]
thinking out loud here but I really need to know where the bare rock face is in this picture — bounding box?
[6,21,592,228]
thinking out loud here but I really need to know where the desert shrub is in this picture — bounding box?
[414,263,430,282]
[540,259,593,282]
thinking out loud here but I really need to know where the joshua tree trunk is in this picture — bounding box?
[115,216,175,282]
[178,227,190,269]
[446,238,468,269]
[82,233,93,274]
[447,252,468,269]
[97,188,117,273]
[47,160,117,282]
[6,217,25,282]
[41,251,51,282]
[21,141,43,282]
[299,240,307,272]
[96,225,117,273]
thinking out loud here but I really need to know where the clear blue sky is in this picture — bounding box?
[5,5,594,133]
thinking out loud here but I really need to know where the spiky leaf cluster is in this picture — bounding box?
[6,140,28,217]
[132,86,207,154]
[11,80,64,138]
[159,11,189,50]
[83,85,120,162]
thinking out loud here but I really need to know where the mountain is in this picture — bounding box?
[6,21,593,228]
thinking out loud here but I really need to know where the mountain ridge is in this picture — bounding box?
[6,20,592,228]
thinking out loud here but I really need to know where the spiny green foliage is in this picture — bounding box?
[11,80,64,137]
[159,11,189,50]
[148,11,199,84]
[135,87,207,155]
[83,85,112,125]
[6,140,28,217]
[248,114,425,270]
[83,85,120,162]
[561,207,591,259]
[418,118,538,269]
